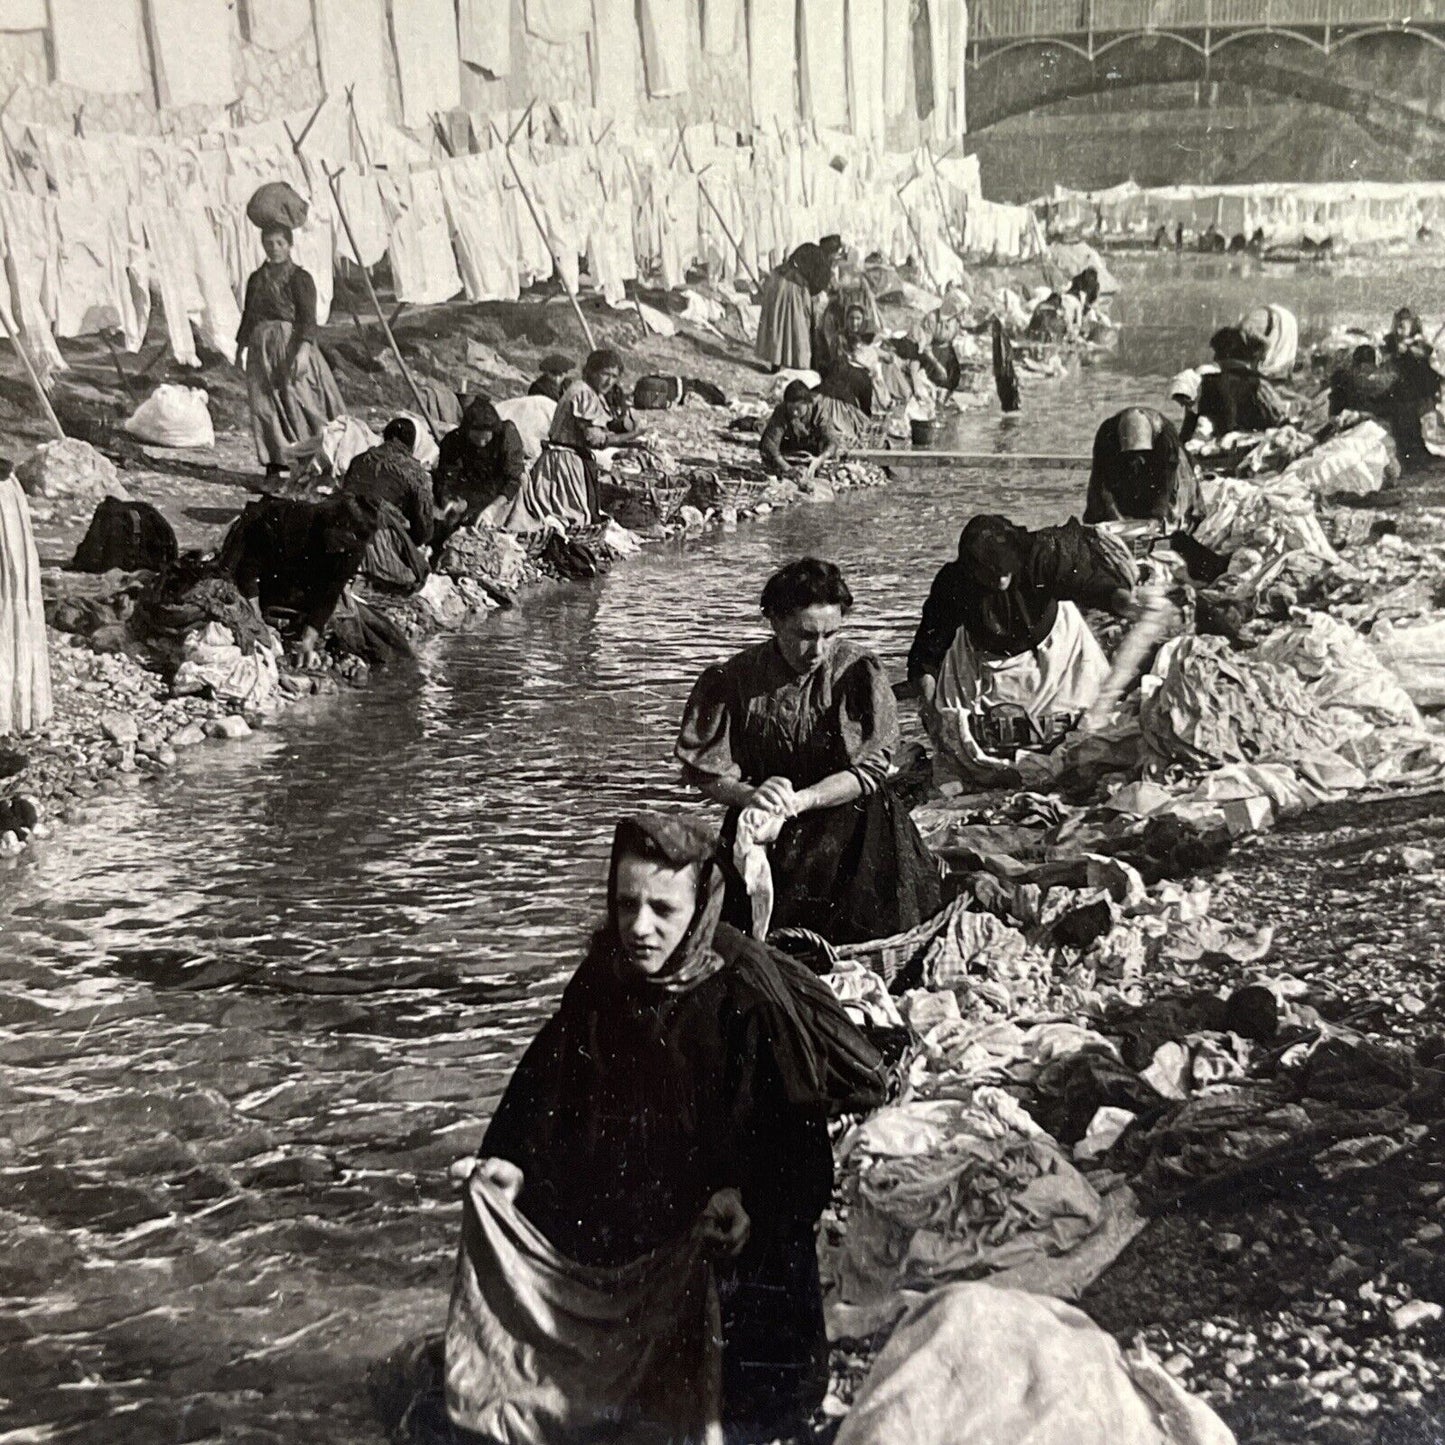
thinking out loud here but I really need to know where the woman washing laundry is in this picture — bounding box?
[501,348,645,534]
[759,380,843,479]
[341,417,434,592]
[1180,325,1290,443]
[754,236,844,373]
[909,515,1139,784]
[813,304,895,445]
[452,812,884,1445]
[431,397,529,550]
[236,226,345,477]
[677,558,942,948]
[1331,306,1443,469]
[1084,406,1201,531]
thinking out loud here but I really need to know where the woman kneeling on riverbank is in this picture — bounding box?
[448,813,884,1445]
[677,559,942,947]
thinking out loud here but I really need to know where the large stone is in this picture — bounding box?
[15,438,126,505]
[100,710,139,745]
[204,716,252,741]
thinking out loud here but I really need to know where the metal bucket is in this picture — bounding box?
[910,417,938,447]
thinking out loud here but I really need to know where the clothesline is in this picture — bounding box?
[0,99,1040,374]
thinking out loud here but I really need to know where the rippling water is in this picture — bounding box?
[2,256,1442,1442]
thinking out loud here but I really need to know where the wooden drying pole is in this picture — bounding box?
[488,113,596,352]
[679,132,761,292]
[320,161,439,440]
[0,306,64,440]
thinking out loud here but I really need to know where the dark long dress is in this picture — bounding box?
[1181,362,1288,442]
[676,638,942,947]
[483,919,881,1435]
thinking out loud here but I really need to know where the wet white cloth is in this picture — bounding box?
[591,0,640,118]
[49,0,148,93]
[241,0,313,49]
[0,473,50,738]
[0,0,45,29]
[1240,302,1299,379]
[150,0,239,109]
[391,0,463,128]
[734,804,786,939]
[748,1,796,126]
[446,1162,723,1445]
[799,0,849,129]
[835,1285,1236,1445]
[525,0,589,41]
[640,0,689,97]
[459,0,512,74]
[703,0,740,53]
[314,0,389,124]
[847,0,887,141]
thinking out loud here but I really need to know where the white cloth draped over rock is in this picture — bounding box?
[445,1161,723,1445]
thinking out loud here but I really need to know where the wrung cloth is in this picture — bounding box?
[834,1283,1236,1445]
[0,473,50,736]
[445,1163,723,1445]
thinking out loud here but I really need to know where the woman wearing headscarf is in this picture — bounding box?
[1084,406,1201,530]
[759,381,843,479]
[1180,326,1290,443]
[677,559,942,949]
[501,348,644,534]
[1381,306,1442,468]
[0,458,50,737]
[456,813,884,1444]
[431,397,529,550]
[909,515,1139,783]
[235,226,345,476]
[755,240,841,373]
[813,257,884,375]
[341,417,433,592]
[1238,303,1299,380]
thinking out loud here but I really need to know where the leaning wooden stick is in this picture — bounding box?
[924,143,966,261]
[682,134,760,291]
[321,163,439,439]
[489,120,597,352]
[895,186,945,295]
[0,303,64,441]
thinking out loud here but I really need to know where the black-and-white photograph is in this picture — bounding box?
[3,2,1445,1442]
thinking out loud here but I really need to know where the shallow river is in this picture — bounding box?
[1,257,1441,1443]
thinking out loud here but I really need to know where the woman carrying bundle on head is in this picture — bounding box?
[236,224,345,477]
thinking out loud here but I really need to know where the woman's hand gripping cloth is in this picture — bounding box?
[446,1160,723,1445]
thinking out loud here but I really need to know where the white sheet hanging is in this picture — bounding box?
[799,0,848,130]
[314,0,389,126]
[391,0,463,128]
[748,1,796,128]
[639,0,688,98]
[149,0,240,110]
[49,0,148,94]
[460,0,512,75]
[525,0,588,42]
[240,0,313,50]
[0,0,44,30]
[702,0,739,54]
[591,0,639,118]
[883,0,909,116]
[847,0,886,142]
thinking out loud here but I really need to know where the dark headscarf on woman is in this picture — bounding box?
[461,396,503,434]
[787,242,835,295]
[957,513,1026,584]
[783,379,815,406]
[603,813,728,994]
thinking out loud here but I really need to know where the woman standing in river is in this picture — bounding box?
[236,226,345,477]
[676,558,942,949]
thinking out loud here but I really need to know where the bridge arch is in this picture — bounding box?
[965,25,1445,151]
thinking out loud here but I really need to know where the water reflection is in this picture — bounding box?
[3,258,1444,1441]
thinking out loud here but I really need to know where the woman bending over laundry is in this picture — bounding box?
[759,380,843,479]
[677,558,942,948]
[236,226,345,476]
[755,237,843,373]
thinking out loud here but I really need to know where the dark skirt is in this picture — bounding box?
[718,1216,828,1440]
[724,786,943,948]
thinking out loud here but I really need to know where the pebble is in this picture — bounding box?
[1212,1232,1244,1256]
[1163,1353,1191,1378]
[169,723,206,747]
[1391,1300,1442,1332]
[204,716,252,741]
